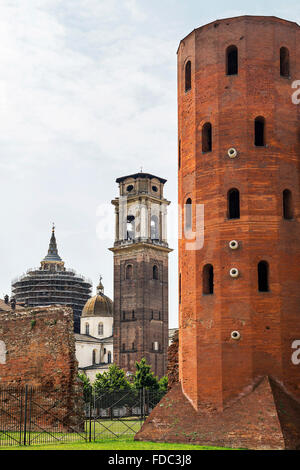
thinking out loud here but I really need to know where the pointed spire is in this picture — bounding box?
[97,275,104,295]
[42,224,62,262]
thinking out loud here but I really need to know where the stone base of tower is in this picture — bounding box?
[135,377,300,450]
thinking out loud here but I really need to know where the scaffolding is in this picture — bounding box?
[11,227,92,333]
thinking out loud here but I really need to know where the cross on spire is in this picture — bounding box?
[42,224,62,263]
[97,275,104,295]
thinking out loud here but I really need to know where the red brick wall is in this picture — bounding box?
[0,305,79,390]
[167,330,179,388]
[178,16,300,410]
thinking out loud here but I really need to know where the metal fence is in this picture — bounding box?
[0,386,165,447]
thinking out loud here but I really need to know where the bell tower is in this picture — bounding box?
[110,172,172,378]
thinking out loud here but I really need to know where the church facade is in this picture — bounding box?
[75,277,114,382]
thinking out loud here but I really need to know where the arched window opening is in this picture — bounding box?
[185,198,192,231]
[203,264,214,295]
[280,47,290,77]
[126,215,135,240]
[151,215,159,240]
[283,189,293,219]
[226,45,238,75]
[132,342,135,350]
[85,323,89,335]
[98,322,103,336]
[153,265,159,280]
[92,349,97,365]
[228,189,240,219]
[126,264,133,280]
[122,311,126,321]
[178,139,181,169]
[185,60,191,92]
[258,261,269,292]
[202,122,212,153]
[108,351,112,363]
[255,116,265,147]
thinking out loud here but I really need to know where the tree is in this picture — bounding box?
[93,365,133,417]
[93,364,131,395]
[158,376,168,394]
[133,358,159,391]
[78,373,92,402]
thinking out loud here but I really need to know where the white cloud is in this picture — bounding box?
[0,0,178,326]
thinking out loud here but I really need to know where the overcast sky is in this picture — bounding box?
[1,0,299,327]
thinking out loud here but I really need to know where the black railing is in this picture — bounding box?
[0,386,165,447]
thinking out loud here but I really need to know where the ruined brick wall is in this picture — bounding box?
[167,330,179,388]
[0,305,84,430]
[0,305,79,390]
[178,16,300,410]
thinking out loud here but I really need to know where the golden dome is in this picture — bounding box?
[81,277,113,318]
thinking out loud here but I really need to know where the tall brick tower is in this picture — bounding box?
[136,16,300,449]
[110,172,172,378]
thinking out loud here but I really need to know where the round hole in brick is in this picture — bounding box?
[229,240,239,250]
[231,331,241,340]
[230,268,239,278]
[228,147,238,159]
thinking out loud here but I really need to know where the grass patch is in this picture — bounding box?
[0,436,230,450]
[0,419,143,447]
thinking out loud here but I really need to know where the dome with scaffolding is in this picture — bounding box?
[11,225,92,333]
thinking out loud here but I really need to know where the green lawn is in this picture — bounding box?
[0,419,143,447]
[0,436,230,450]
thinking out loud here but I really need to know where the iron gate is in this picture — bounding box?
[0,386,164,447]
[0,386,87,447]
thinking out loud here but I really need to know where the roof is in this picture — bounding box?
[116,173,167,184]
[81,294,113,318]
[81,278,113,318]
[79,364,110,371]
[42,226,62,263]
[75,333,113,344]
[177,15,300,53]
[75,333,102,344]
